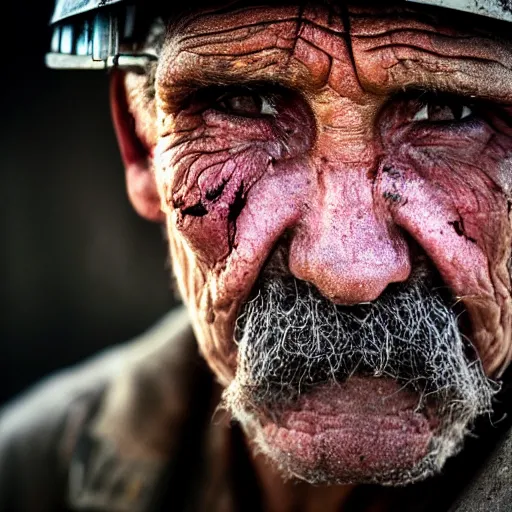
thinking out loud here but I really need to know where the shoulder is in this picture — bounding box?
[0,307,196,512]
[0,345,122,511]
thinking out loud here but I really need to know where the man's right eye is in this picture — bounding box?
[215,91,278,118]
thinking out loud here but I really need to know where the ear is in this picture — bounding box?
[110,70,165,222]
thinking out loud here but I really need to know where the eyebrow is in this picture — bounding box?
[158,63,312,114]
[158,49,512,111]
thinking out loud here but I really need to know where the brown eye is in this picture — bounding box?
[413,100,472,122]
[216,92,277,117]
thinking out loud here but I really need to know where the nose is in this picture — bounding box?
[288,168,411,305]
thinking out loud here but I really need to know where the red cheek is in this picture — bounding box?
[377,160,493,290]
[167,94,315,267]
[171,149,273,265]
[374,97,512,371]
[377,101,511,290]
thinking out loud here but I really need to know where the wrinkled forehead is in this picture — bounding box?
[157,0,512,103]
[164,0,510,38]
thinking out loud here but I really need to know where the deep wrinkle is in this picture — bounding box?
[98,4,512,498]
[149,4,512,388]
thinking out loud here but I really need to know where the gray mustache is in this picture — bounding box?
[234,263,496,418]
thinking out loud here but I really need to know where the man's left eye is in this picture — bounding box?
[412,99,473,123]
[216,92,277,117]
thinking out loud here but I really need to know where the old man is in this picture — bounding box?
[1,0,511,510]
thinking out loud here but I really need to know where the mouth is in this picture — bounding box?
[258,377,439,485]
[224,251,498,485]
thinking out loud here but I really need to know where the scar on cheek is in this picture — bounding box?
[172,149,272,228]
[447,219,477,244]
[205,179,227,201]
[179,178,236,218]
[172,166,230,219]
[377,161,500,248]
[178,178,229,217]
[174,178,247,231]
[181,202,208,217]
[176,180,244,222]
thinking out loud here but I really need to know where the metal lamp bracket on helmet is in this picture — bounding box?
[46,1,158,70]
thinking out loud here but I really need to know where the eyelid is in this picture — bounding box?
[218,91,278,115]
[184,81,287,107]
[402,89,478,123]
[400,87,475,107]
[189,84,282,120]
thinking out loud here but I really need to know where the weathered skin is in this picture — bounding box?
[139,2,512,381]
[118,0,512,505]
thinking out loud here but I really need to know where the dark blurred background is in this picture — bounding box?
[1,2,176,405]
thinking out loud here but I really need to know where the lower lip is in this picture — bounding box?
[260,377,434,481]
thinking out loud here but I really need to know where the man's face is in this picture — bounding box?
[124,0,512,486]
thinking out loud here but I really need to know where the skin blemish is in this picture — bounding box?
[448,219,477,244]
[383,191,402,203]
[373,164,401,182]
[182,202,208,217]
[228,184,247,223]
[206,179,228,201]
[227,183,247,248]
[172,198,185,210]
[381,167,406,206]
[382,166,402,179]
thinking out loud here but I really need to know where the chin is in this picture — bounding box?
[224,375,475,486]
